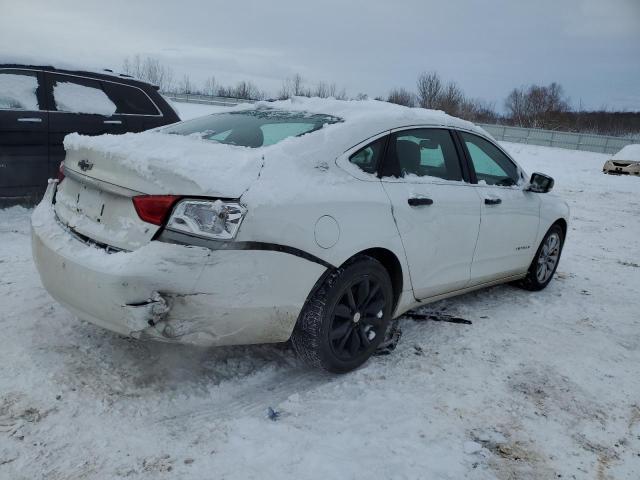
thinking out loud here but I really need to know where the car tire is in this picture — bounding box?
[518,224,565,291]
[291,256,394,373]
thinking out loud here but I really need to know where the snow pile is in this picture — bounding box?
[53,81,117,116]
[0,73,39,110]
[612,143,640,161]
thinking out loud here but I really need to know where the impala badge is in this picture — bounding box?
[78,159,93,171]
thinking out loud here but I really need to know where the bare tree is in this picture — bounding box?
[232,80,264,100]
[334,87,348,100]
[438,82,464,116]
[459,98,498,123]
[416,71,442,109]
[314,81,329,98]
[278,73,310,98]
[505,88,527,126]
[202,76,217,96]
[178,74,194,94]
[291,73,307,96]
[122,55,174,92]
[505,82,570,128]
[278,77,293,99]
[387,88,415,107]
[279,74,347,100]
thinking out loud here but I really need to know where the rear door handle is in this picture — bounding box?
[408,197,434,207]
[103,120,122,125]
[18,117,42,123]
[484,198,502,205]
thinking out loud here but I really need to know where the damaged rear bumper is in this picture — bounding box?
[31,183,327,347]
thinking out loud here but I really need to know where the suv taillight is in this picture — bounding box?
[57,161,65,183]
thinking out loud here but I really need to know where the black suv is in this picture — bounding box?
[0,64,181,206]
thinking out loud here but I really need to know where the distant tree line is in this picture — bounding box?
[122,55,266,100]
[385,72,639,136]
[122,55,639,137]
[391,72,498,124]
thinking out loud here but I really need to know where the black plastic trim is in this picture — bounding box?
[159,228,335,269]
[451,129,478,184]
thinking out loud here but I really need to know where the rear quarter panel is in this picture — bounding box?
[238,162,412,301]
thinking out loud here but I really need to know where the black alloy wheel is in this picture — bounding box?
[292,256,394,373]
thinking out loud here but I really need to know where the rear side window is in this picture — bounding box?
[460,132,519,186]
[349,137,386,174]
[0,71,40,110]
[50,74,116,116]
[383,129,463,181]
[101,82,159,115]
[163,109,342,148]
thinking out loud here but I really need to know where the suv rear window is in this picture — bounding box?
[101,82,159,115]
[163,109,342,148]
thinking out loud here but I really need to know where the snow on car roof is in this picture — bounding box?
[194,96,491,153]
[63,97,492,198]
[0,54,150,85]
[259,96,486,137]
[612,144,640,161]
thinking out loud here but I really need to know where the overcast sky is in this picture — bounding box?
[1,0,639,111]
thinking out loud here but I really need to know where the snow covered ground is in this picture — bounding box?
[1,135,639,479]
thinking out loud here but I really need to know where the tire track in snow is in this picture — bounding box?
[154,366,331,426]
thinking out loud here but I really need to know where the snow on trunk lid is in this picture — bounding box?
[54,130,264,251]
[62,131,264,198]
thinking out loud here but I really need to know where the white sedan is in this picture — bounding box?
[32,98,569,373]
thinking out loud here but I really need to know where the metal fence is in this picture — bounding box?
[164,93,255,107]
[478,124,639,155]
[164,93,638,155]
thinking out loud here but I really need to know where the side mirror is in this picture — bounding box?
[526,172,554,193]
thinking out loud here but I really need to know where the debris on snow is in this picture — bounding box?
[266,407,281,421]
[404,310,472,325]
[374,320,402,356]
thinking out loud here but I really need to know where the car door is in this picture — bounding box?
[0,68,49,204]
[45,72,128,175]
[457,131,541,283]
[380,128,481,299]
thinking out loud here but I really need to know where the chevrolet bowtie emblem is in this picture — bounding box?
[78,159,93,171]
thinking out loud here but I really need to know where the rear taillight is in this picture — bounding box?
[57,161,65,182]
[132,195,181,226]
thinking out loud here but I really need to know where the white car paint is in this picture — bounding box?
[31,98,569,348]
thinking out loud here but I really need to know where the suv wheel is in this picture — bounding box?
[291,256,393,373]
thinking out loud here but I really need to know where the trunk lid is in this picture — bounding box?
[54,131,263,251]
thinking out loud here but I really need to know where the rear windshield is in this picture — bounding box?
[162,109,342,148]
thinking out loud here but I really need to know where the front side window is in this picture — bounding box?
[460,132,519,186]
[51,74,117,116]
[349,137,386,174]
[0,71,40,110]
[162,109,342,148]
[382,128,463,181]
